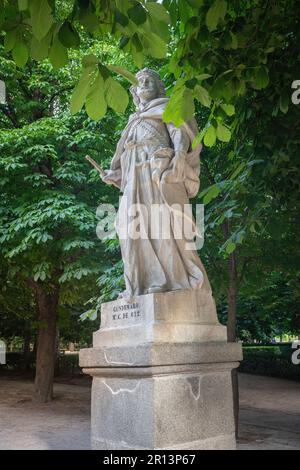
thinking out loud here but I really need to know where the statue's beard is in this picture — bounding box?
[138,89,157,103]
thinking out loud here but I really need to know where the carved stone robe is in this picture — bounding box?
[104,97,212,298]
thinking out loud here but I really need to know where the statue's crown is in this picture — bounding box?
[136,68,161,81]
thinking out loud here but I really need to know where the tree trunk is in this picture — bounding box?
[227,250,237,342]
[54,327,60,377]
[227,249,239,439]
[33,286,59,403]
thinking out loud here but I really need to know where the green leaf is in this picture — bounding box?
[4,30,17,52]
[131,48,144,68]
[253,66,269,90]
[104,77,129,113]
[221,103,235,116]
[206,0,227,32]
[119,35,130,49]
[70,66,97,114]
[163,86,195,127]
[80,309,97,321]
[115,9,129,27]
[85,74,107,121]
[197,73,212,81]
[210,76,226,100]
[78,10,99,32]
[216,123,231,142]
[30,0,53,41]
[82,54,98,67]
[132,33,143,52]
[186,0,204,7]
[107,65,138,85]
[98,64,111,81]
[203,125,216,147]
[142,33,167,59]
[33,270,46,282]
[31,33,51,60]
[146,3,170,24]
[194,85,211,107]
[146,11,170,43]
[226,241,236,254]
[279,92,289,114]
[128,3,147,25]
[18,0,28,10]
[49,36,68,69]
[230,162,246,179]
[12,41,28,67]
[168,0,178,25]
[203,184,220,204]
[230,32,238,49]
[178,0,194,23]
[58,21,80,48]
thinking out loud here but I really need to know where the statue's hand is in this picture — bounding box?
[100,169,110,182]
[85,154,121,189]
[162,152,186,183]
[100,169,121,189]
[101,169,116,185]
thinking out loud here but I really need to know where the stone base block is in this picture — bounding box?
[92,434,236,450]
[94,289,227,347]
[80,289,242,450]
[80,343,242,450]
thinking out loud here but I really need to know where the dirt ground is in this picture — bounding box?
[0,373,299,450]
[238,374,300,450]
[0,374,91,450]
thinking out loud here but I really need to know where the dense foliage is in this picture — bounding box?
[1,1,299,145]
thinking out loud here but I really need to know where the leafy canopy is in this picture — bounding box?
[1,0,299,148]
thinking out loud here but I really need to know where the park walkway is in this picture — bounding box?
[0,373,299,450]
[238,374,300,449]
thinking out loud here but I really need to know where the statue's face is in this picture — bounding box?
[136,74,158,103]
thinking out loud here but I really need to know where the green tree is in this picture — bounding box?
[0,43,127,401]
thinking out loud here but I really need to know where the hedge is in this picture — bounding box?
[239,344,300,381]
[1,351,82,376]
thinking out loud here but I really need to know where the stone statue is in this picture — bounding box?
[81,70,242,451]
[94,68,212,299]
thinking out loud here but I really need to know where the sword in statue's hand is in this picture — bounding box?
[85,155,105,178]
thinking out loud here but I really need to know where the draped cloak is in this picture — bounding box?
[104,97,212,298]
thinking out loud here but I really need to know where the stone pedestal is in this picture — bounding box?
[80,289,242,450]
